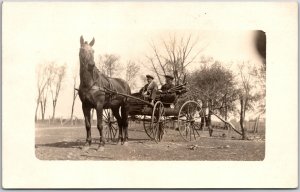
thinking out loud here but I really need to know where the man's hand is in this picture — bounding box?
[142,92,149,97]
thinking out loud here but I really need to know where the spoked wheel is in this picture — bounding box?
[143,101,165,142]
[152,101,166,142]
[103,109,118,142]
[143,115,153,139]
[178,101,202,141]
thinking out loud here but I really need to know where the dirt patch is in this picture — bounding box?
[35,124,265,161]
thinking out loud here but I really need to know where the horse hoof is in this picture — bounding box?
[123,141,129,146]
[116,139,122,145]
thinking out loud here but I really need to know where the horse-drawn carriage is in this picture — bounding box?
[78,36,207,151]
[102,84,204,143]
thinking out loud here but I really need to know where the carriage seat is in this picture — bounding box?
[130,92,176,108]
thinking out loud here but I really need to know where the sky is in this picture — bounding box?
[3,2,264,120]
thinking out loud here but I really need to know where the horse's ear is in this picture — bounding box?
[80,36,84,45]
[89,37,95,46]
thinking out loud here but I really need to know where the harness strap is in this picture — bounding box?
[86,67,120,105]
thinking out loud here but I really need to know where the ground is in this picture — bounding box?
[35,122,265,161]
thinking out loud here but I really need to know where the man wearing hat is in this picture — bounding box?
[160,75,176,107]
[161,75,175,92]
[139,74,158,105]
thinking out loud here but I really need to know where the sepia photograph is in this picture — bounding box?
[2,1,297,188]
[34,32,266,161]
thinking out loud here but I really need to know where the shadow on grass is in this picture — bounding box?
[35,141,86,149]
[35,137,151,149]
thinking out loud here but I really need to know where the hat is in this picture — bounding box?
[146,75,154,79]
[164,75,174,80]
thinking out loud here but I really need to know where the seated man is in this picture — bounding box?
[160,75,177,107]
[161,75,175,92]
[139,74,158,105]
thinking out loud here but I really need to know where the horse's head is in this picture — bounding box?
[79,36,95,70]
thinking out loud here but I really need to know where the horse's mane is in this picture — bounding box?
[92,66,111,88]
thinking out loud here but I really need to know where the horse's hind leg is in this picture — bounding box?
[82,105,92,151]
[112,107,123,144]
[121,103,129,145]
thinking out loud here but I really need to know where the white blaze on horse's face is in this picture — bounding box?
[79,36,95,68]
[80,44,95,64]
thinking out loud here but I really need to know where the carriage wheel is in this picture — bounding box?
[103,109,118,142]
[177,101,202,141]
[152,101,166,142]
[143,101,165,142]
[143,115,153,139]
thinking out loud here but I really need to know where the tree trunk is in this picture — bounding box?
[225,105,228,121]
[224,95,228,121]
[253,115,260,133]
[52,106,56,122]
[70,90,78,124]
[43,100,47,120]
[52,100,57,122]
[70,98,76,125]
[239,98,246,140]
[70,101,75,125]
[40,101,45,120]
[35,98,40,122]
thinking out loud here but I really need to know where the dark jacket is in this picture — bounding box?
[161,83,175,92]
[160,83,176,105]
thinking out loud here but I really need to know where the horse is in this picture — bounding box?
[78,36,131,151]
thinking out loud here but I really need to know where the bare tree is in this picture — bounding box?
[49,64,67,121]
[35,63,52,121]
[39,84,49,121]
[248,60,266,134]
[252,60,266,114]
[237,61,260,139]
[70,64,79,124]
[70,74,78,124]
[148,34,204,85]
[125,60,140,89]
[98,54,120,77]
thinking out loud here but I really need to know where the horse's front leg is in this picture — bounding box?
[96,105,105,151]
[82,105,92,151]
